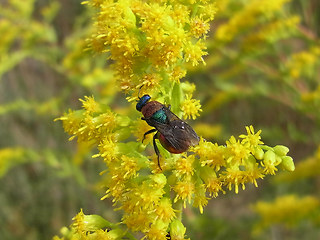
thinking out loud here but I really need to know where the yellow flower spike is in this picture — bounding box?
[57,97,121,144]
[55,0,298,237]
[242,16,300,51]
[181,94,202,120]
[85,0,216,96]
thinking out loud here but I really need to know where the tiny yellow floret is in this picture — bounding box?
[181,94,202,120]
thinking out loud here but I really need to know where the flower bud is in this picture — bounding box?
[170,219,186,240]
[81,214,110,231]
[274,155,282,166]
[274,145,289,156]
[264,150,276,165]
[72,210,110,232]
[253,147,264,160]
[151,173,167,188]
[244,155,257,169]
[163,15,175,30]
[123,6,136,27]
[106,229,124,239]
[200,166,217,183]
[280,156,295,172]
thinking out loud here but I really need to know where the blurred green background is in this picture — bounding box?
[0,0,320,239]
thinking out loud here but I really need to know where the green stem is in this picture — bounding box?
[173,199,183,221]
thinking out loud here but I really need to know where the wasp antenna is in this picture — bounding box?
[138,85,144,99]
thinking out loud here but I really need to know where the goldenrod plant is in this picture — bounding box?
[53,1,295,239]
[1,0,319,239]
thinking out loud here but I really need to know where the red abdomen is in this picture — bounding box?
[158,132,185,154]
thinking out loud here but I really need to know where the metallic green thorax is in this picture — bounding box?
[151,109,167,124]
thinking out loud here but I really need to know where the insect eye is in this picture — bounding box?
[136,102,143,111]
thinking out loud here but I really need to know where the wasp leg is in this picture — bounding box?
[142,128,157,143]
[153,133,162,170]
[166,233,171,240]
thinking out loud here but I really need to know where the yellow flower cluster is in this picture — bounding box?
[215,0,291,42]
[83,0,216,98]
[170,126,295,214]
[0,147,27,176]
[181,94,202,120]
[56,97,183,239]
[243,16,300,52]
[55,96,121,143]
[56,96,295,239]
[285,46,320,79]
[252,195,320,234]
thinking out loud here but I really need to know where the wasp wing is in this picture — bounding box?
[149,107,200,151]
[162,106,180,121]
